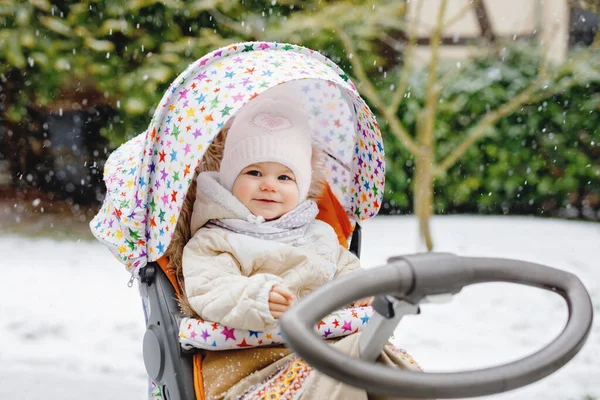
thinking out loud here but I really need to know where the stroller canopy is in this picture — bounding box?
[91,42,385,274]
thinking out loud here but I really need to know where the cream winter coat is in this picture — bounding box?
[182,172,360,332]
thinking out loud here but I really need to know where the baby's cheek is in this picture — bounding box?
[283,187,299,205]
[234,180,254,203]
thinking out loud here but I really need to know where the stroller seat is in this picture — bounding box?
[140,181,368,399]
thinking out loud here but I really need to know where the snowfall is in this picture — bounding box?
[0,215,598,400]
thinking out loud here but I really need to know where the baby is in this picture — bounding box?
[182,88,371,332]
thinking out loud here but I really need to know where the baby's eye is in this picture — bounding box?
[246,170,261,177]
[278,175,293,181]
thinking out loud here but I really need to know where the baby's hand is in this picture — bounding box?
[268,285,296,319]
[352,297,374,307]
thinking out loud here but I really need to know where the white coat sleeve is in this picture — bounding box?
[333,245,362,280]
[182,230,283,331]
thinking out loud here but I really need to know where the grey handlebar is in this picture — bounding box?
[279,253,593,398]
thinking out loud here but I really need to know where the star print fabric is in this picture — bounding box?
[90,41,386,275]
[179,306,374,351]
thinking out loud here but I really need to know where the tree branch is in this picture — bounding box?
[436,43,551,175]
[421,0,447,149]
[335,27,385,113]
[435,83,539,175]
[335,25,421,156]
[210,7,260,40]
[387,0,423,115]
[437,44,486,88]
[527,76,579,104]
[528,41,599,104]
[444,0,480,29]
[436,33,600,177]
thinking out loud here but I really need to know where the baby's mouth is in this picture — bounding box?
[255,199,277,203]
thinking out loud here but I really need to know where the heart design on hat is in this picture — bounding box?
[252,112,292,131]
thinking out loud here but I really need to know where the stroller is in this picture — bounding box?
[90,42,593,399]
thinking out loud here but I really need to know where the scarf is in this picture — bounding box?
[197,172,319,242]
[208,201,319,242]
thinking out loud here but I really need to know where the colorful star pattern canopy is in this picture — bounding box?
[90,42,386,274]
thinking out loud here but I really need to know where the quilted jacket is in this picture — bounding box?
[182,172,361,331]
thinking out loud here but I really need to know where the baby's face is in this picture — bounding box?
[232,162,299,221]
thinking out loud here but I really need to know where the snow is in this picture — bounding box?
[0,215,598,399]
[362,216,599,400]
[0,237,148,399]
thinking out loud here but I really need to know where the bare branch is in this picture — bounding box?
[527,76,579,104]
[387,0,423,115]
[537,32,553,80]
[266,3,407,43]
[420,0,447,148]
[444,0,480,29]
[436,43,553,175]
[528,43,599,104]
[438,43,488,87]
[210,7,259,39]
[560,38,599,70]
[335,25,421,156]
[435,83,539,175]
[335,27,385,113]
[385,114,423,156]
[378,32,402,49]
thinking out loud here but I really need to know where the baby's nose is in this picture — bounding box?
[259,177,277,191]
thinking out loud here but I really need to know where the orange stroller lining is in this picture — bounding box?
[316,183,354,249]
[155,183,351,400]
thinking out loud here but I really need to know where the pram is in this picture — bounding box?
[90,42,593,399]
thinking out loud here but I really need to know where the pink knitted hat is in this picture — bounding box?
[219,86,313,201]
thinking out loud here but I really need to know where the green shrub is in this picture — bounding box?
[0,0,397,144]
[381,44,600,220]
[1,3,597,219]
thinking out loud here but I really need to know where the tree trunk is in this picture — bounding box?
[413,152,435,251]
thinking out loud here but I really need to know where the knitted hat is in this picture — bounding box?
[219,86,313,201]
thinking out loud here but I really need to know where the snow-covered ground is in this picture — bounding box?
[0,215,598,399]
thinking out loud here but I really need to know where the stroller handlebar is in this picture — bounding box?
[279,253,594,398]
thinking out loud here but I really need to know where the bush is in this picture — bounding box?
[0,1,398,144]
[380,44,600,220]
[1,3,597,218]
